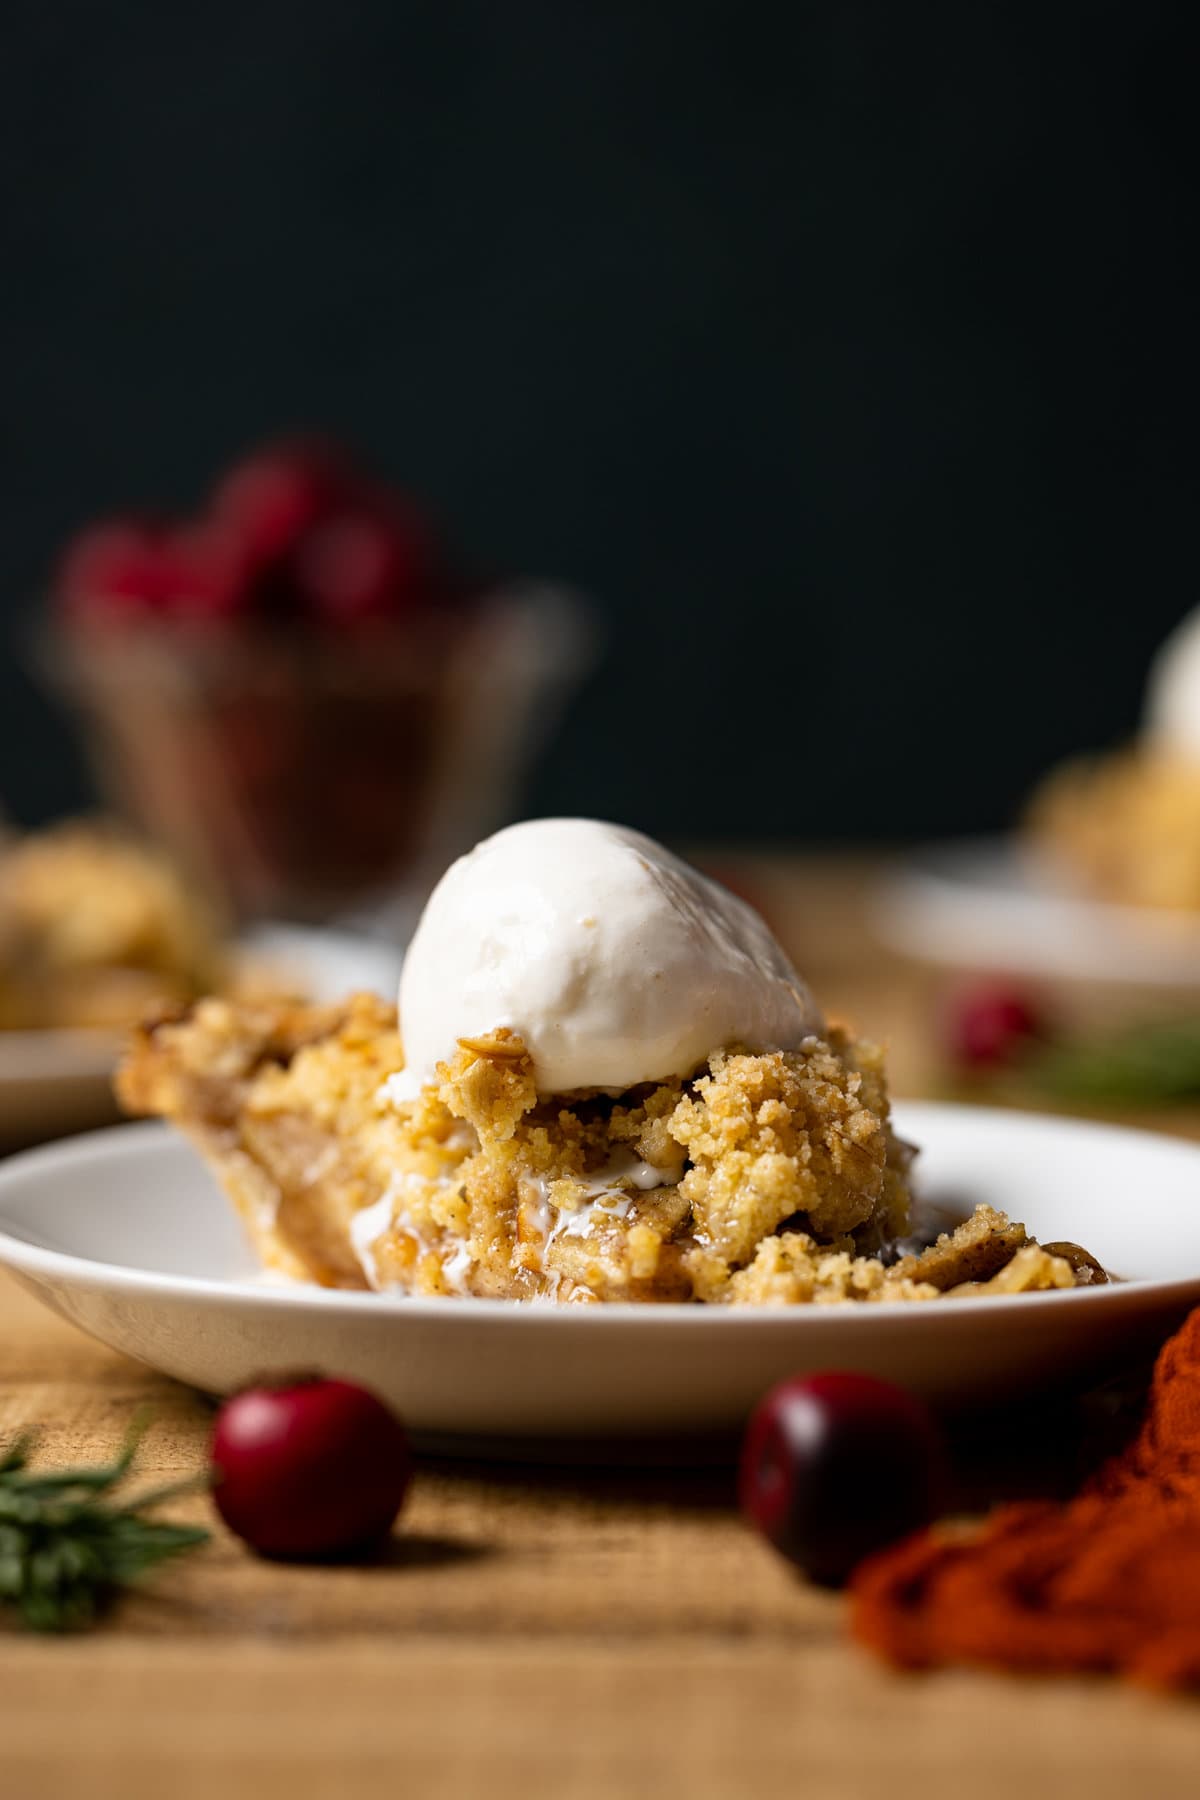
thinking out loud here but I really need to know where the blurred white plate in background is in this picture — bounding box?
[0,1102,1197,1442]
[236,922,403,1007]
[0,924,403,1144]
[875,837,1200,987]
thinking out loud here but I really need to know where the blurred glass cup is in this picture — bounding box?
[41,583,596,931]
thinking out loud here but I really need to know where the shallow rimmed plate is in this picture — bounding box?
[0,924,403,1143]
[1,1103,1198,1438]
[875,837,1200,986]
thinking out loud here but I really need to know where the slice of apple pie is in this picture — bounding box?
[118,819,1095,1305]
[117,990,1085,1306]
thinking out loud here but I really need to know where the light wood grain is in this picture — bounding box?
[3,856,1200,1799]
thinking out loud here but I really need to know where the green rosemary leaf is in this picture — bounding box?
[12,1414,149,1502]
[0,1425,208,1632]
[103,1524,210,1584]
[0,1436,34,1478]
[114,1475,209,1514]
[1029,1018,1200,1104]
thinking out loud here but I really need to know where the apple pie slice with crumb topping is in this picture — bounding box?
[117,992,1090,1305]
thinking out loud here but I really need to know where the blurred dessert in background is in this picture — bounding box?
[1029,605,1200,910]
[42,439,592,925]
[0,819,223,1031]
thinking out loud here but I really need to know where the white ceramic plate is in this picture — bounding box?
[1,1102,1198,1441]
[0,925,403,1143]
[874,837,1200,986]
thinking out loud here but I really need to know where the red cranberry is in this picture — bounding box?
[57,517,169,621]
[211,1376,411,1560]
[946,981,1046,1070]
[159,521,251,621]
[213,442,349,565]
[739,1372,945,1586]
[292,504,432,623]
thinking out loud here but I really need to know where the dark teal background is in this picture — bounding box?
[0,2,1194,842]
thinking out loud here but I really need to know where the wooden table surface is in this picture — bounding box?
[2,855,1199,1800]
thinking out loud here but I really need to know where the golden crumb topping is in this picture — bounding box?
[1029,749,1200,910]
[0,820,225,1030]
[118,994,1088,1307]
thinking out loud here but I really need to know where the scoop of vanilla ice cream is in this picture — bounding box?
[1145,606,1200,761]
[397,818,824,1096]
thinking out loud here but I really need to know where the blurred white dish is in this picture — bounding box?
[0,1102,1197,1442]
[0,924,402,1143]
[875,838,1200,986]
[235,923,403,1008]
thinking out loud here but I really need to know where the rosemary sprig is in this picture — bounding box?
[1028,1017,1200,1105]
[0,1420,209,1631]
